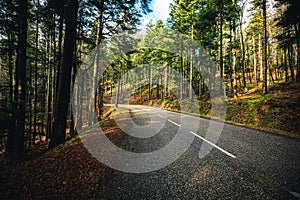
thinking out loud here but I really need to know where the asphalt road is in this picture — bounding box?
[88,104,300,199]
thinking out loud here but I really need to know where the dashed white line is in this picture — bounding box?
[189,131,236,158]
[157,114,236,159]
[167,119,181,127]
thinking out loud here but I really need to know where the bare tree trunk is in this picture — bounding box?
[89,50,99,125]
[76,69,83,131]
[89,12,103,124]
[295,23,300,82]
[232,24,238,98]
[239,18,246,88]
[13,0,28,161]
[50,50,56,136]
[55,13,64,102]
[288,32,294,82]
[219,10,224,92]
[115,78,120,107]
[98,78,104,119]
[49,0,78,149]
[28,62,32,147]
[6,31,15,159]
[274,49,278,80]
[253,36,257,85]
[156,73,159,99]
[198,77,202,98]
[284,48,288,82]
[229,24,233,95]
[95,0,105,119]
[148,67,152,101]
[165,64,169,98]
[46,37,52,141]
[180,41,183,100]
[190,25,194,99]
[49,12,57,137]
[70,44,77,136]
[76,40,83,131]
[139,77,142,100]
[262,0,268,95]
[259,34,263,82]
[33,0,39,144]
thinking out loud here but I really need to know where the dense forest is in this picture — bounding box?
[0,0,299,163]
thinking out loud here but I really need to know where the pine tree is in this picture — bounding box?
[275,0,300,82]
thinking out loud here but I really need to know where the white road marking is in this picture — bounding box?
[189,131,236,158]
[167,119,181,127]
[157,114,236,159]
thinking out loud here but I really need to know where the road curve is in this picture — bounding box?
[89,104,300,199]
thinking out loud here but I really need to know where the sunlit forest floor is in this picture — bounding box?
[226,82,300,139]
[0,107,118,199]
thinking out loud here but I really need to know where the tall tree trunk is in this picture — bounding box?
[295,23,300,82]
[219,11,224,92]
[8,31,14,112]
[288,44,294,82]
[139,76,142,100]
[46,36,52,142]
[49,0,78,149]
[190,24,194,99]
[28,62,32,147]
[13,0,28,161]
[111,76,113,97]
[148,67,152,101]
[70,43,77,136]
[76,69,83,131]
[76,40,83,131]
[259,34,263,82]
[49,11,57,142]
[239,18,246,88]
[253,36,257,85]
[262,0,268,95]
[232,24,238,98]
[98,78,104,119]
[6,31,15,159]
[93,0,105,120]
[50,43,56,139]
[165,63,170,98]
[275,49,279,81]
[180,40,183,100]
[89,52,99,125]
[284,48,288,82]
[287,31,294,82]
[55,13,64,102]
[156,74,159,99]
[115,76,120,107]
[229,30,233,95]
[198,76,202,97]
[33,0,39,144]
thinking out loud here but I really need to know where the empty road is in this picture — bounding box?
[87,104,300,199]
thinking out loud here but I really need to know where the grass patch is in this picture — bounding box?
[125,81,300,139]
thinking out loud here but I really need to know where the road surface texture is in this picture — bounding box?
[87,105,300,199]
